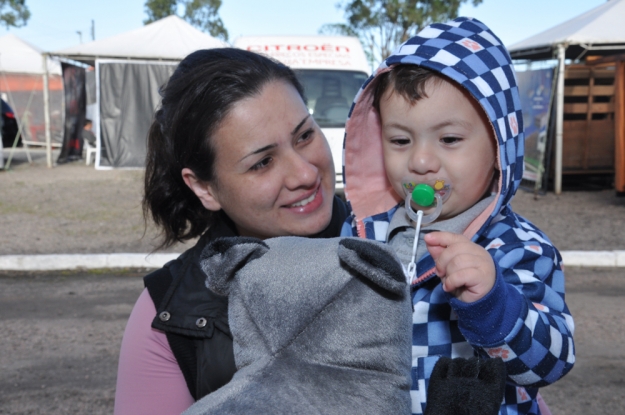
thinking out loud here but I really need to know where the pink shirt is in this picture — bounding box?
[114,288,194,415]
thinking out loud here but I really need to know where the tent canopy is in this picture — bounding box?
[0,34,61,75]
[53,15,228,64]
[48,15,228,169]
[509,0,625,60]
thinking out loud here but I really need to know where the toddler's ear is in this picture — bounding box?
[338,238,406,295]
[199,237,269,295]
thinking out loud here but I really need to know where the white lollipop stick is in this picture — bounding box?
[406,209,423,282]
[404,192,442,282]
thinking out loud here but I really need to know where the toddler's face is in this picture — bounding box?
[379,78,497,221]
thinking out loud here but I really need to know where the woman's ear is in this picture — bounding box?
[181,167,222,212]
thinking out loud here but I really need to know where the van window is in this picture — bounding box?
[295,70,369,128]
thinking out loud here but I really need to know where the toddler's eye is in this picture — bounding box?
[441,136,461,144]
[390,137,410,146]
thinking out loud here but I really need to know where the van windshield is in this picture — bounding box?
[295,70,369,128]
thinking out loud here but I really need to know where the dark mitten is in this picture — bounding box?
[424,356,506,415]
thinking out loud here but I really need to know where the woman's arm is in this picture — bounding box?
[114,288,194,415]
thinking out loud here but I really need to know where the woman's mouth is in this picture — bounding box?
[283,183,325,214]
[288,189,318,208]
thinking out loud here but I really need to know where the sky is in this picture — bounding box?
[0,0,609,52]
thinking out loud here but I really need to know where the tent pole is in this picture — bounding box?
[42,53,52,168]
[555,44,566,195]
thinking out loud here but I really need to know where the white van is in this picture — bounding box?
[233,36,370,191]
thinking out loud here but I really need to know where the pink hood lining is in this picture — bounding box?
[344,67,401,237]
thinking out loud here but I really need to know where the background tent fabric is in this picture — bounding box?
[507,0,625,194]
[50,15,227,169]
[0,34,61,75]
[0,34,63,149]
[508,0,625,61]
[58,63,86,163]
[98,60,176,167]
[54,14,226,62]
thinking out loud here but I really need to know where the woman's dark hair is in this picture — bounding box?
[372,64,443,112]
[144,48,306,249]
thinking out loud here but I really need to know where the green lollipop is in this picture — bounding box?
[411,183,435,207]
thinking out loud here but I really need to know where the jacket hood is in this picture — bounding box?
[343,17,524,240]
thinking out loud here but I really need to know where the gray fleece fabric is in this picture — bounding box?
[183,236,413,415]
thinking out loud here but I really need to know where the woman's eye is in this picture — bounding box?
[441,136,461,145]
[250,156,272,171]
[297,128,314,143]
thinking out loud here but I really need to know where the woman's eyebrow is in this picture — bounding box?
[291,114,311,136]
[239,144,278,162]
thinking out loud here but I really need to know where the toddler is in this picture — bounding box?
[341,17,574,415]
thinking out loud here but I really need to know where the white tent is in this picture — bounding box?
[508,0,625,61]
[508,0,625,194]
[54,15,226,63]
[47,16,227,169]
[0,34,63,169]
[0,34,61,75]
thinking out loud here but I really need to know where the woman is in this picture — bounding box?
[114,48,348,415]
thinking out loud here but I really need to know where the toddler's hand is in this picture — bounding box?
[424,232,495,303]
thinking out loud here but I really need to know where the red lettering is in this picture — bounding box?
[266,44,289,51]
[246,43,352,56]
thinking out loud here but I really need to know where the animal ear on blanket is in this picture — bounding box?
[184,236,414,415]
[338,238,407,295]
[199,237,269,295]
[424,356,507,415]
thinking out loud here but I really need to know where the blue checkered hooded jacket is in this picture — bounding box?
[340,17,575,415]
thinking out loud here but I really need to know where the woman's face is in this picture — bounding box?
[193,80,335,239]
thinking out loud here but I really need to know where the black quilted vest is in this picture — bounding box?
[144,197,348,401]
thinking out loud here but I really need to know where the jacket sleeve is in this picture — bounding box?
[114,288,195,415]
[449,215,575,388]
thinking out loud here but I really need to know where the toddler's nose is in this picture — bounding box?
[409,146,440,175]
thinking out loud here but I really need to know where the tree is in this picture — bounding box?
[144,0,228,41]
[144,0,177,24]
[320,0,483,68]
[0,0,30,29]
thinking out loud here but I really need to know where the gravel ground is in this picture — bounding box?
[1,150,195,256]
[1,149,624,414]
[1,149,624,255]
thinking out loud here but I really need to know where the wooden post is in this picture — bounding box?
[615,60,625,193]
[42,53,52,168]
[555,44,566,195]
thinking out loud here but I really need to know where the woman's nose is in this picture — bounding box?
[409,145,440,175]
[284,152,318,189]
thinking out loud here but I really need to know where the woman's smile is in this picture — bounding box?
[284,184,323,213]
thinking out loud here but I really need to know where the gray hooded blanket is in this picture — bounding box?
[183,236,413,415]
